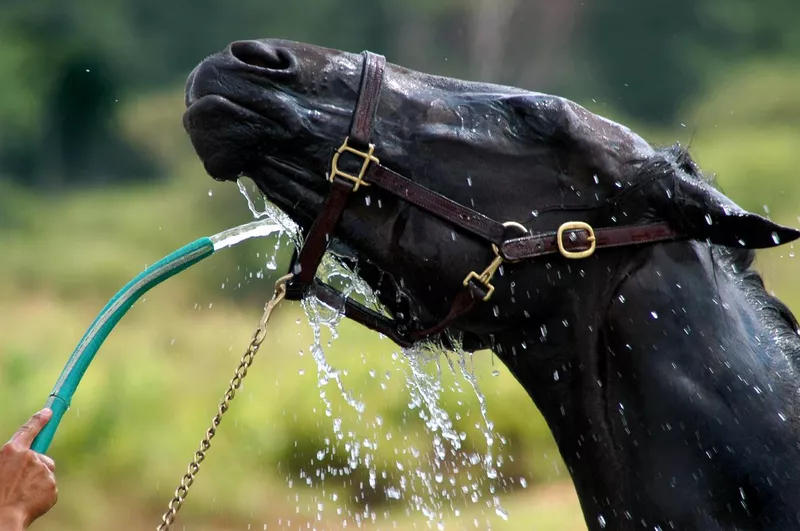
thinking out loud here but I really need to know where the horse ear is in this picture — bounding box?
[650,163,800,249]
[505,94,800,248]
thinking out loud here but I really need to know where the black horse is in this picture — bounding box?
[183,39,800,530]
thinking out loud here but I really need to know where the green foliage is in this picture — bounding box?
[0,30,45,135]
[576,0,800,124]
[4,0,800,186]
[684,60,800,129]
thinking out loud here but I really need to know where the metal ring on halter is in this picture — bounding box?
[463,221,530,301]
[491,221,529,262]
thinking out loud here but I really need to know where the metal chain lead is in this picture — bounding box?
[156,274,292,531]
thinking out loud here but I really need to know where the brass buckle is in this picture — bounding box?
[557,221,596,259]
[329,136,378,191]
[462,221,528,302]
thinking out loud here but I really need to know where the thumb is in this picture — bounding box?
[9,409,53,448]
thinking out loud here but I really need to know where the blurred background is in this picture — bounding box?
[1,1,798,529]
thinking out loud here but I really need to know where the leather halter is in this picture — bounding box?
[283,51,683,349]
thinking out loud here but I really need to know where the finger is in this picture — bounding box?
[50,475,59,504]
[36,453,56,473]
[9,409,53,448]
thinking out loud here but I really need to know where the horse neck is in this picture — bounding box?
[499,241,800,530]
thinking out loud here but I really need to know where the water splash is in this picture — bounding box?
[236,179,512,527]
[398,343,510,525]
[235,177,307,277]
[210,220,283,251]
[304,262,511,529]
[236,178,302,248]
[297,278,512,527]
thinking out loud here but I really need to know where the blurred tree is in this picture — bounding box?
[469,0,517,82]
[0,0,154,188]
[0,29,47,183]
[1,0,799,187]
[501,0,580,92]
[34,53,160,189]
[0,0,395,188]
[577,0,800,125]
[576,0,707,125]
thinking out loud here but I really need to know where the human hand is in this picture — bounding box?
[0,409,58,530]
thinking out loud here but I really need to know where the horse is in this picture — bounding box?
[182,39,800,530]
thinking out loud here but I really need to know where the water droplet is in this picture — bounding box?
[495,506,508,520]
[553,370,560,381]
[467,177,472,186]
[618,294,626,303]
[491,369,500,377]
[208,189,213,196]
[598,515,607,528]
[704,213,713,225]
[772,232,780,245]
[650,311,659,319]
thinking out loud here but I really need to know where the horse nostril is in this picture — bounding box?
[229,40,293,71]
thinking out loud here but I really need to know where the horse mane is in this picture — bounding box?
[656,144,800,360]
[716,245,800,362]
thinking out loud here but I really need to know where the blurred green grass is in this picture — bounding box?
[2,62,800,530]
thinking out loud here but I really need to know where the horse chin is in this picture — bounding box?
[326,240,426,329]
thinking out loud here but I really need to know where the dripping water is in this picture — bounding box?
[235,178,512,527]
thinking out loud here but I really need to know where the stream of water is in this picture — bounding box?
[235,179,513,529]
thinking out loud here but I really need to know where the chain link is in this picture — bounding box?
[156,274,292,531]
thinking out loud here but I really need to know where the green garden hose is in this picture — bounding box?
[31,219,283,454]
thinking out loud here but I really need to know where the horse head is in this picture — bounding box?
[184,39,800,530]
